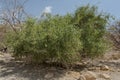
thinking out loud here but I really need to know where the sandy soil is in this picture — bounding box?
[0,51,120,80]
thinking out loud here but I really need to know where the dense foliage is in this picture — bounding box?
[73,5,110,57]
[7,16,81,64]
[6,5,110,64]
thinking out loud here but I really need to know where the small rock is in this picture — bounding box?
[44,72,54,79]
[82,71,97,80]
[79,75,86,80]
[88,67,96,70]
[100,65,110,71]
[98,73,111,80]
[88,67,100,71]
[49,67,57,71]
[8,76,16,80]
[0,54,4,57]
[66,71,81,79]
[110,68,115,72]
[6,69,13,73]
[118,69,120,72]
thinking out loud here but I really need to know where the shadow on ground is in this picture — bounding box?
[0,56,68,80]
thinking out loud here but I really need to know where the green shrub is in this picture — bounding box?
[73,5,110,57]
[6,5,110,65]
[7,16,81,64]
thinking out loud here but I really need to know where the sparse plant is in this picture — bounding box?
[108,21,120,50]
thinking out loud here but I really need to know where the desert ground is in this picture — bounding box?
[0,50,120,80]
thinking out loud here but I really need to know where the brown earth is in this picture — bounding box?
[0,50,120,80]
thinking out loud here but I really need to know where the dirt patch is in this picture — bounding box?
[0,52,120,80]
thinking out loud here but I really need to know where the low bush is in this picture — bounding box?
[7,16,81,64]
[6,5,110,65]
[73,5,110,57]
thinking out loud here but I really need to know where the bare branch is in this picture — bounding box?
[109,21,120,50]
[0,0,29,32]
